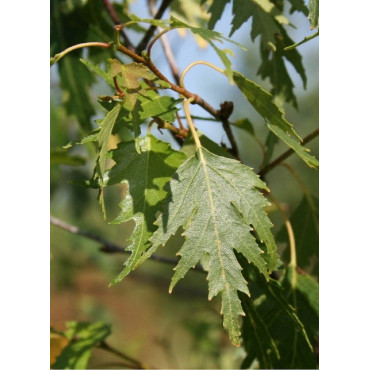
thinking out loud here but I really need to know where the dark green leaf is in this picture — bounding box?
[239,262,316,369]
[51,0,114,132]
[139,147,277,345]
[105,135,186,284]
[52,322,111,369]
[278,195,319,275]
[257,23,307,108]
[286,0,309,15]
[181,130,234,159]
[233,71,319,169]
[230,118,255,136]
[240,293,279,369]
[50,148,86,166]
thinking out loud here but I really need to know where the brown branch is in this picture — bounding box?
[101,0,135,51]
[50,215,206,273]
[136,0,174,53]
[258,128,319,178]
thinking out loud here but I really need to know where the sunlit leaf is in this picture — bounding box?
[233,71,319,169]
[52,322,111,369]
[105,135,186,284]
[139,147,277,345]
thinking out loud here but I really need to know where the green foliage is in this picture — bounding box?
[51,1,319,368]
[139,147,277,346]
[129,15,247,83]
[106,135,186,284]
[278,195,319,275]
[52,322,111,369]
[50,0,115,132]
[239,263,317,369]
[308,0,319,28]
[207,0,308,107]
[233,71,319,169]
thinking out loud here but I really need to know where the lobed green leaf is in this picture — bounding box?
[139,148,277,345]
[52,322,111,369]
[233,71,319,169]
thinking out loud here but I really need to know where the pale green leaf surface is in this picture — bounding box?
[105,135,186,284]
[141,148,277,345]
[233,71,319,169]
[52,322,111,369]
[308,0,319,28]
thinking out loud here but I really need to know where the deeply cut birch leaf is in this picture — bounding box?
[140,147,277,346]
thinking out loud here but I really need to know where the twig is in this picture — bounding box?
[136,0,174,53]
[97,341,148,369]
[284,30,319,51]
[258,128,319,178]
[101,0,135,51]
[50,215,206,273]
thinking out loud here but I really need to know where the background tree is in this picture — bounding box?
[50,0,319,368]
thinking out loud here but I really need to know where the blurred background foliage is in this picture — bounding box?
[51,0,318,368]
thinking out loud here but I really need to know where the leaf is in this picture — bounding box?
[230,118,255,136]
[257,24,307,108]
[286,0,309,15]
[95,104,122,180]
[139,147,277,346]
[278,195,319,275]
[109,60,157,90]
[181,130,234,159]
[50,148,86,166]
[80,58,114,87]
[239,262,316,369]
[138,94,183,122]
[51,0,114,132]
[50,332,69,367]
[308,0,319,28]
[240,293,279,369]
[128,15,247,83]
[105,135,186,284]
[208,0,289,48]
[52,322,111,369]
[233,71,319,169]
[170,16,246,83]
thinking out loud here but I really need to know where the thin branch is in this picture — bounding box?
[50,215,206,273]
[97,341,148,369]
[136,0,174,53]
[284,30,319,51]
[50,42,110,66]
[258,128,319,178]
[101,0,135,51]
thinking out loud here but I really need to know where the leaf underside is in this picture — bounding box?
[139,147,277,346]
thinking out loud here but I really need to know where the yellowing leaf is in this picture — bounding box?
[50,332,69,366]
